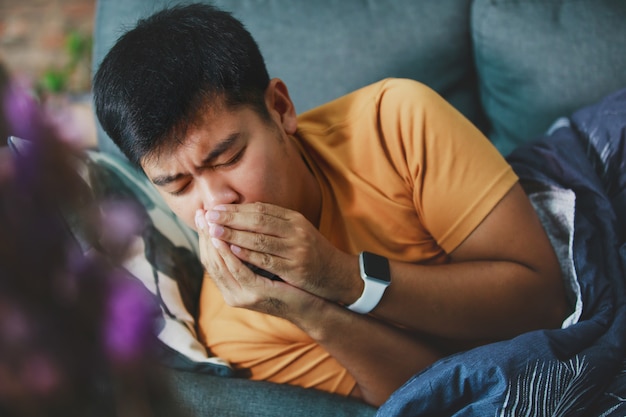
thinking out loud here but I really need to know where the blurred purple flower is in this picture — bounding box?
[1,68,168,415]
[2,77,45,142]
[98,199,144,256]
[103,272,160,365]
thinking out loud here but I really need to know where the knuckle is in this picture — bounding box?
[252,212,265,227]
[293,225,307,241]
[260,252,273,268]
[254,232,268,248]
[253,202,266,214]
[221,211,234,223]
[290,210,305,222]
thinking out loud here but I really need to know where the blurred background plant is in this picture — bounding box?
[0,64,180,417]
[1,0,98,148]
[36,30,92,97]
[0,0,95,97]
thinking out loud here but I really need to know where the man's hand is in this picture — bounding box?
[195,207,328,320]
[197,203,360,304]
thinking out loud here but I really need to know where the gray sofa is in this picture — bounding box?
[91,1,626,416]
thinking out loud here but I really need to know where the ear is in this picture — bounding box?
[265,78,297,135]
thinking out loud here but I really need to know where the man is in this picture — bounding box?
[93,3,569,406]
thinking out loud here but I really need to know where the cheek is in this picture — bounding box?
[239,151,280,202]
[161,194,198,231]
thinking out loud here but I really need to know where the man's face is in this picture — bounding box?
[141,90,312,231]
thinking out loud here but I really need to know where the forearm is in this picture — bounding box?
[373,259,567,340]
[321,252,565,343]
[292,296,442,407]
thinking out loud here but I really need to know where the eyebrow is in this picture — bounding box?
[150,132,240,187]
[201,132,240,166]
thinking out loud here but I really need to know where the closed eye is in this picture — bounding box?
[166,146,246,196]
[168,181,191,196]
[213,146,246,169]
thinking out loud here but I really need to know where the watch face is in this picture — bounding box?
[362,251,391,283]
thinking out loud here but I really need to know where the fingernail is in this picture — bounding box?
[195,210,205,230]
[213,205,226,211]
[230,244,241,254]
[209,223,224,237]
[207,210,220,221]
[211,238,221,248]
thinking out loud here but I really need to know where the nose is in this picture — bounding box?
[197,175,239,211]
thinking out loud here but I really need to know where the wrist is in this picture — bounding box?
[316,249,362,304]
[336,252,363,305]
[292,295,336,341]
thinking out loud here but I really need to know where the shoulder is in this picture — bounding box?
[376,78,436,96]
[375,78,442,106]
[374,78,458,123]
[347,78,442,114]
[297,78,440,131]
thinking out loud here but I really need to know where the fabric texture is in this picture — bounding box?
[160,366,377,417]
[472,0,626,156]
[377,88,626,417]
[527,187,581,328]
[198,79,518,395]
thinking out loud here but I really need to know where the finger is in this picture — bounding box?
[196,209,224,267]
[195,209,208,232]
[209,222,287,256]
[229,243,285,280]
[206,203,295,236]
[213,238,258,288]
[213,238,284,301]
[205,237,243,294]
[214,202,292,219]
[195,209,211,264]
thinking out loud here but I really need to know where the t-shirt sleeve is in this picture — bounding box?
[377,79,518,253]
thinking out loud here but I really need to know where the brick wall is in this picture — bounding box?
[0,0,96,93]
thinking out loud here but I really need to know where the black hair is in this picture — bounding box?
[93,3,270,166]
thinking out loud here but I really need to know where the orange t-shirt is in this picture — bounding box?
[197,79,518,396]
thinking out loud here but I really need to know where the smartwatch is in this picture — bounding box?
[347,251,391,314]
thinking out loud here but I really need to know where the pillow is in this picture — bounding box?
[79,150,233,376]
[472,0,626,156]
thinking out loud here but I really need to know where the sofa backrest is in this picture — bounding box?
[92,0,626,157]
[471,0,626,155]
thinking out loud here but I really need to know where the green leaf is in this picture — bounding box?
[40,70,67,93]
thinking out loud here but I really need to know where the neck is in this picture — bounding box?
[302,154,322,228]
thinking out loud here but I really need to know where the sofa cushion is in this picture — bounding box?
[472,0,626,155]
[92,0,479,158]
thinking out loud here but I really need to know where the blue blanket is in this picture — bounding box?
[378,88,626,417]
